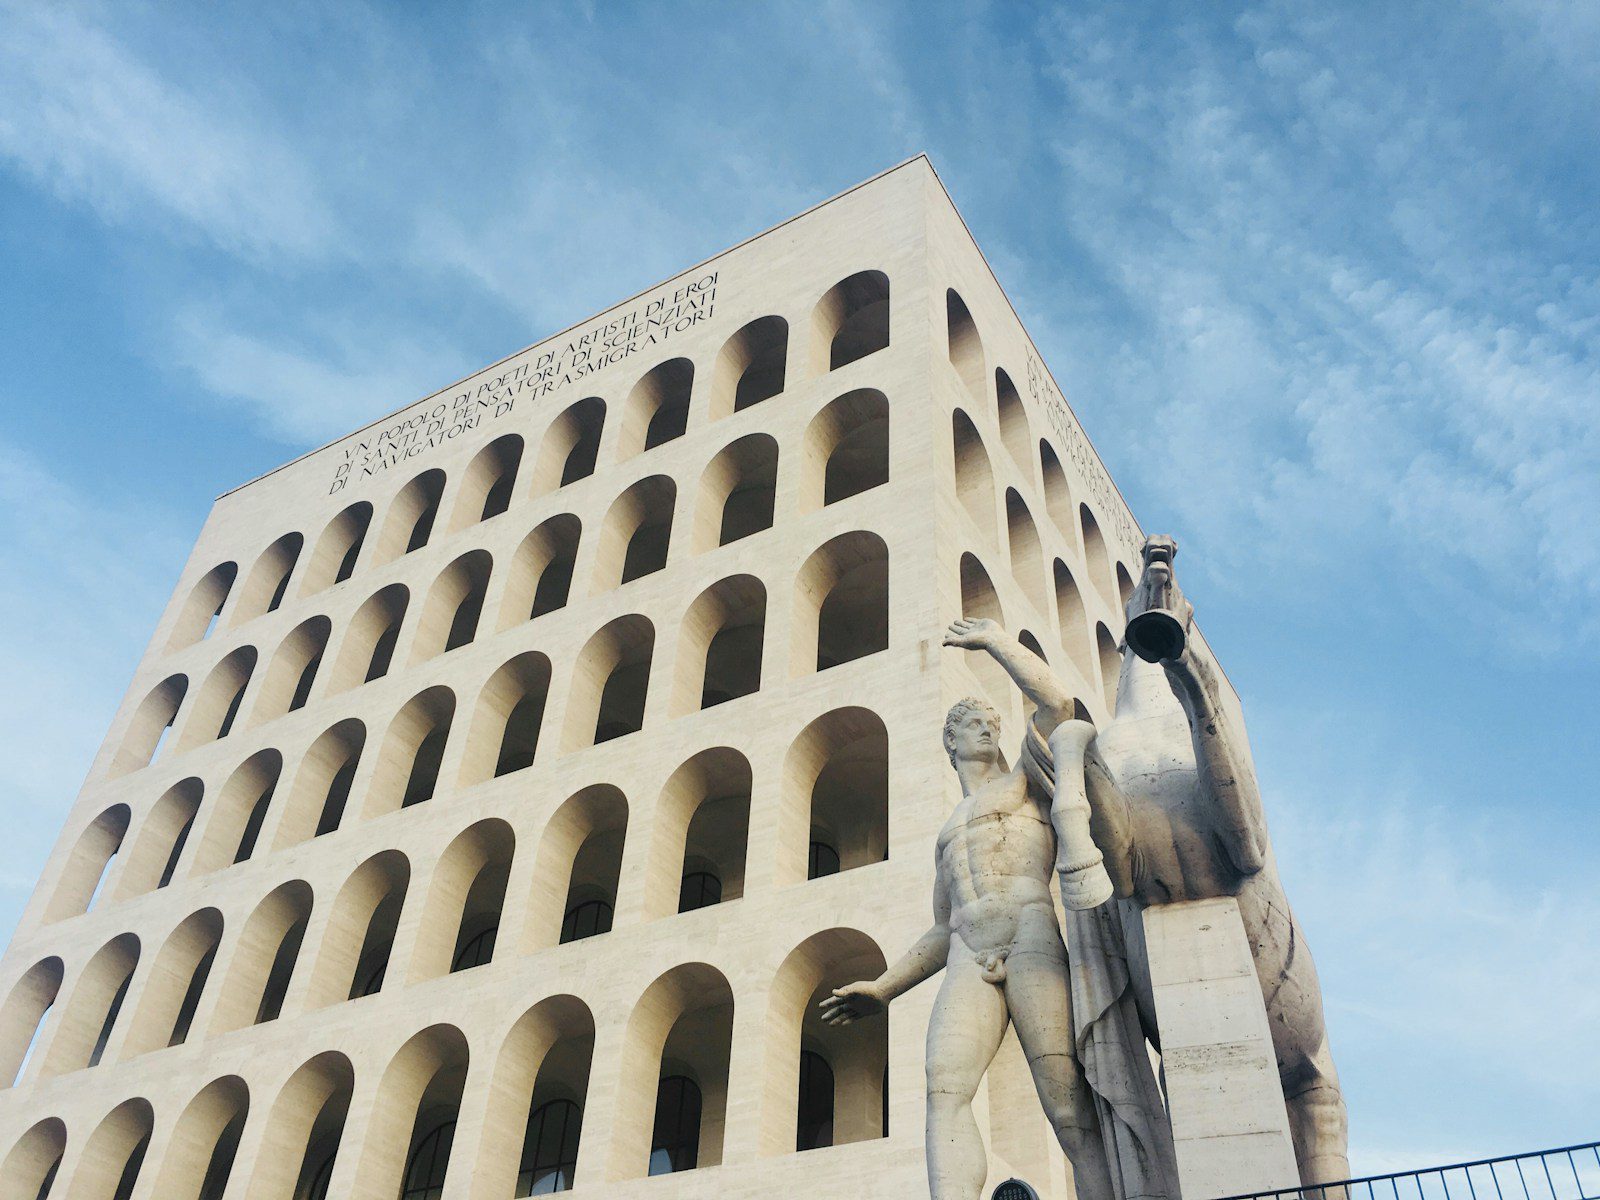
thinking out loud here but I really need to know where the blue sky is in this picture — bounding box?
[2,0,1596,1174]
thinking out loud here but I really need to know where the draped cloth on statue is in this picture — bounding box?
[1022,720,1180,1200]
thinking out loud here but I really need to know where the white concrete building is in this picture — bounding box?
[0,157,1164,1200]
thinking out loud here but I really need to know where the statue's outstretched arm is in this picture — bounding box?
[819,854,951,1025]
[943,617,1074,731]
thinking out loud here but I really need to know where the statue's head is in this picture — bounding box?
[944,697,1001,769]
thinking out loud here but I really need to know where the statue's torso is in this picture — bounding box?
[937,765,1062,960]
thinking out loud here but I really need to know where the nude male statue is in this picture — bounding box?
[820,618,1117,1200]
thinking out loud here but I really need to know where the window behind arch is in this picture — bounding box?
[648,1075,702,1176]
[450,925,497,972]
[302,1153,336,1200]
[517,1098,582,1195]
[796,1049,835,1151]
[678,871,721,913]
[400,1120,455,1200]
[559,899,612,944]
[808,839,840,880]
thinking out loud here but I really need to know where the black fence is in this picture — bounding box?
[1216,1143,1600,1200]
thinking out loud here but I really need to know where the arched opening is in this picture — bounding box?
[42,805,129,923]
[1053,560,1094,682]
[692,433,777,552]
[1116,561,1135,611]
[471,994,595,1198]
[121,908,223,1056]
[189,750,282,875]
[800,387,889,512]
[1,1117,66,1199]
[327,584,408,692]
[711,315,787,418]
[1,958,62,1087]
[273,719,365,848]
[1006,491,1047,614]
[1017,629,1049,665]
[618,358,694,460]
[372,469,446,566]
[450,433,524,531]
[409,550,492,663]
[529,396,605,497]
[524,785,627,952]
[301,502,372,596]
[811,270,889,374]
[168,561,238,651]
[1096,623,1120,712]
[611,963,734,1181]
[946,289,986,398]
[779,708,889,887]
[254,616,332,723]
[246,1051,354,1200]
[791,530,889,676]
[175,645,257,751]
[1039,441,1076,540]
[302,850,410,1007]
[592,475,675,591]
[208,880,313,1035]
[409,819,515,982]
[364,687,455,818]
[233,533,304,625]
[995,369,1031,472]
[497,514,581,629]
[562,616,654,750]
[642,748,751,923]
[1079,503,1116,604]
[953,410,998,546]
[759,928,889,1155]
[460,653,552,784]
[672,576,765,717]
[116,777,203,898]
[111,674,187,776]
[349,1025,469,1200]
[39,933,138,1076]
[145,1075,249,1199]
[959,554,1013,711]
[71,1099,152,1200]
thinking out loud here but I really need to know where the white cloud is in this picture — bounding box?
[0,4,334,260]
[1030,5,1600,659]
[170,309,473,448]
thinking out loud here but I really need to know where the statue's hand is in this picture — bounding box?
[943,616,1001,651]
[818,980,888,1025]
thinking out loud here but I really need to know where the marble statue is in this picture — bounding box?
[1051,535,1350,1184]
[821,621,1176,1200]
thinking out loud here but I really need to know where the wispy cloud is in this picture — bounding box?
[1030,6,1600,658]
[170,308,474,447]
[0,4,335,260]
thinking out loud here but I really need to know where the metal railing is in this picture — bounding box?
[1215,1142,1600,1200]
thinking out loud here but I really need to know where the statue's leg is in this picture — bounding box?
[1282,1034,1350,1187]
[1004,919,1116,1200]
[926,956,1008,1200]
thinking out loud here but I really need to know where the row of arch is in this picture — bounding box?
[126,387,891,781]
[163,269,892,655]
[943,285,1137,617]
[63,529,890,928]
[4,928,890,1197]
[6,716,891,1091]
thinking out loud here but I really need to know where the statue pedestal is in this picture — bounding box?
[1143,897,1300,1199]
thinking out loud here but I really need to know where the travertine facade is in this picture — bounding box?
[0,157,1183,1199]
